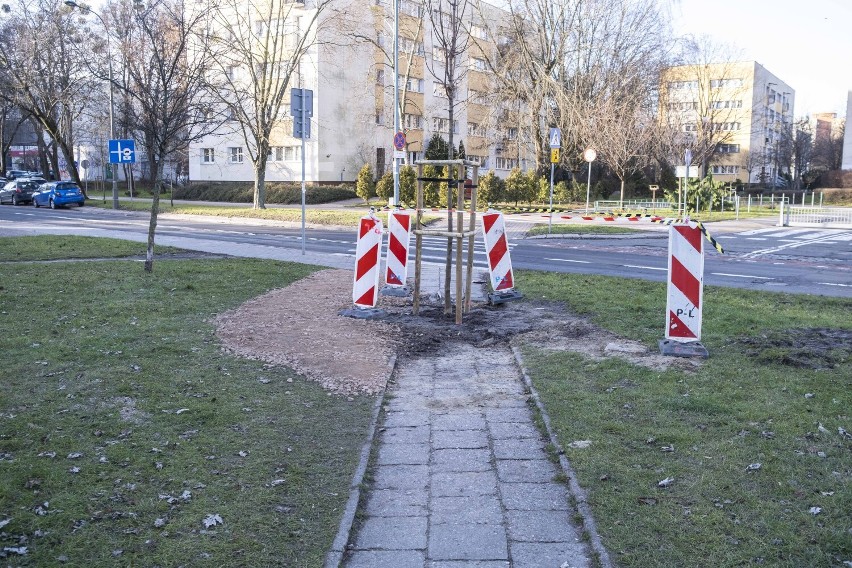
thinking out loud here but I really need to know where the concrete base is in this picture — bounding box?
[488,290,524,305]
[339,307,386,319]
[380,285,410,297]
[659,338,709,358]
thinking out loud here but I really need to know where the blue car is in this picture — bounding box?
[32,181,86,209]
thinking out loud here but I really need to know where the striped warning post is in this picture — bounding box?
[665,222,704,341]
[352,215,384,308]
[384,211,411,287]
[481,211,515,292]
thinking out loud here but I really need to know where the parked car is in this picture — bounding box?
[32,181,85,208]
[5,169,29,180]
[0,179,40,205]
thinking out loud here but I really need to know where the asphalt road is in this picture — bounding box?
[1,204,850,298]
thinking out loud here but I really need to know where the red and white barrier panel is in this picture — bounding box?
[352,214,384,308]
[482,211,515,292]
[384,211,411,287]
[665,222,704,341]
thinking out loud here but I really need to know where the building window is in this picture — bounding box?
[495,157,518,170]
[432,117,458,134]
[717,144,740,154]
[470,24,488,40]
[268,146,284,162]
[470,57,487,72]
[375,111,384,125]
[433,81,448,98]
[467,122,487,137]
[667,101,697,111]
[398,75,424,93]
[377,31,384,47]
[668,80,698,90]
[711,99,743,109]
[404,113,423,129]
[432,48,447,64]
[398,36,424,56]
[467,154,487,167]
[711,165,740,174]
[505,127,518,140]
[228,147,244,163]
[284,146,301,161]
[201,148,215,163]
[376,69,384,85]
[399,0,423,17]
[710,78,743,88]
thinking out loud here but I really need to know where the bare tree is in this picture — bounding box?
[203,0,334,209]
[0,0,91,188]
[110,0,216,271]
[423,0,470,309]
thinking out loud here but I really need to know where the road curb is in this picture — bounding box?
[323,354,398,568]
[510,343,614,568]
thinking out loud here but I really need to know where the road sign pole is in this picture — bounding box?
[549,162,554,235]
[301,103,307,255]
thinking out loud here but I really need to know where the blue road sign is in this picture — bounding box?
[549,128,561,149]
[291,88,314,139]
[109,139,136,164]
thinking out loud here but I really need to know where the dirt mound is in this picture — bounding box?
[737,328,852,370]
[215,269,700,394]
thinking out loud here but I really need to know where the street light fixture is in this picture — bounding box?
[65,0,119,209]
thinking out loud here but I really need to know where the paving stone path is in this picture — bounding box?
[343,343,592,567]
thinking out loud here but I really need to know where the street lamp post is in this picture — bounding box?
[583,147,596,214]
[65,0,119,209]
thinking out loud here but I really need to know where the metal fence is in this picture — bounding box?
[594,200,673,210]
[779,204,852,229]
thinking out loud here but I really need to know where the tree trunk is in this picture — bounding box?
[144,157,165,273]
[253,144,269,209]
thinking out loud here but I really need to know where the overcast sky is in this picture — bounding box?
[670,0,852,117]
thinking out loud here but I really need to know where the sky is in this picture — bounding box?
[670,0,852,117]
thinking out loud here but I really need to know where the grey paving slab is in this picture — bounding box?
[345,550,425,568]
[506,509,581,542]
[491,437,548,460]
[354,516,428,549]
[428,523,509,561]
[432,471,499,497]
[384,410,431,428]
[364,488,428,517]
[500,483,571,511]
[428,562,510,568]
[485,407,533,423]
[496,459,559,483]
[377,442,430,465]
[509,542,591,568]
[432,448,492,472]
[431,496,504,525]
[488,421,541,440]
[433,429,489,449]
[382,425,431,445]
[374,464,430,489]
[432,412,487,431]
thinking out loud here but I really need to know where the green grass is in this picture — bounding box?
[0,236,185,262]
[0,243,375,566]
[517,271,851,567]
[527,224,648,236]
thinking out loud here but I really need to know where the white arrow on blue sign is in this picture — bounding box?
[109,139,136,164]
[549,128,561,149]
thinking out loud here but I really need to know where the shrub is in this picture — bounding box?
[375,171,394,202]
[355,164,375,203]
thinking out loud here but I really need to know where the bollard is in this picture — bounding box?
[660,222,707,358]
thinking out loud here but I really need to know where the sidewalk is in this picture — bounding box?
[340,343,593,568]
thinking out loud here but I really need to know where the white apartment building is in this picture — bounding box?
[842,91,852,171]
[188,0,531,185]
[660,61,795,185]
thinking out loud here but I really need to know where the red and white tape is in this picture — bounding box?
[384,211,410,287]
[481,211,515,292]
[352,215,384,308]
[665,223,704,341]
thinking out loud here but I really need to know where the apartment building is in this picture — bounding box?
[188,0,529,185]
[660,61,795,185]
[841,91,852,170]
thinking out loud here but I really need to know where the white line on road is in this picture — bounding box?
[819,282,852,287]
[711,272,774,280]
[545,258,591,264]
[745,237,768,241]
[624,264,666,271]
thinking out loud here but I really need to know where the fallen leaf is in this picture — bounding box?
[638,497,657,505]
[203,513,223,528]
[238,451,248,457]
[181,490,192,501]
[37,451,56,458]
[67,452,83,460]
[271,479,286,487]
[68,467,80,474]
[658,477,675,488]
[568,440,592,449]
[746,463,762,471]
[808,506,822,515]
[839,427,851,440]
[175,408,190,414]
[661,445,675,453]
[817,423,830,435]
[154,518,166,528]
[804,393,814,399]
[3,546,27,556]
[0,519,10,529]
[820,491,834,496]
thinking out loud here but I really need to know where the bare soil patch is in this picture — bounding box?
[736,328,852,370]
[215,268,700,394]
